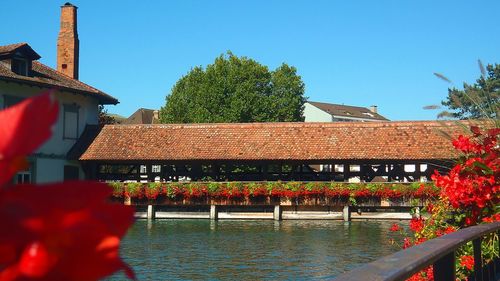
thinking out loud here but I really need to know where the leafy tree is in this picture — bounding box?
[441,63,499,119]
[160,52,306,123]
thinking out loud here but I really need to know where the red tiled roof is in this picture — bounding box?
[80,121,472,161]
[308,101,389,121]
[0,43,117,104]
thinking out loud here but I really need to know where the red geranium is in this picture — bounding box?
[0,92,58,186]
[389,223,401,232]
[459,255,474,271]
[409,218,424,232]
[432,127,499,226]
[0,182,135,280]
[0,92,135,280]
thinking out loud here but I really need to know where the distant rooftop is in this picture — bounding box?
[122,108,160,124]
[307,101,388,121]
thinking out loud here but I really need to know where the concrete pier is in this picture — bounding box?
[134,204,416,220]
[273,205,282,221]
[147,205,155,220]
[343,205,351,222]
[210,205,218,220]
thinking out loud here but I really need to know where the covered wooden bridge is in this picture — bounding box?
[76,120,466,183]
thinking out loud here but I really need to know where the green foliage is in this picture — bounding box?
[108,182,124,197]
[126,182,142,197]
[160,51,307,123]
[441,63,499,119]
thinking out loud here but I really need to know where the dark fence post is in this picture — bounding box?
[473,238,483,281]
[433,252,456,281]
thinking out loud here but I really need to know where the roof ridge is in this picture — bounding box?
[33,61,99,93]
[309,100,369,109]
[105,120,470,129]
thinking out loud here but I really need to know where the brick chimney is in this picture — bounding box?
[57,2,79,79]
[369,105,378,113]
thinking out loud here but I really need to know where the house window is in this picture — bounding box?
[11,58,29,76]
[63,104,79,139]
[152,165,161,173]
[64,165,80,180]
[15,171,31,184]
[3,95,24,109]
[140,165,147,174]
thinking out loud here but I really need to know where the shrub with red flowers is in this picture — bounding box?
[0,93,135,280]
[395,125,499,281]
[433,126,499,226]
[144,183,163,200]
[113,181,438,204]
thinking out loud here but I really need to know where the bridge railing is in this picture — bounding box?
[333,222,500,281]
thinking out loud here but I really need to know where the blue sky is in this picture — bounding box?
[2,1,499,120]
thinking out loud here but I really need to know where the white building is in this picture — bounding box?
[304,101,388,122]
[0,3,117,183]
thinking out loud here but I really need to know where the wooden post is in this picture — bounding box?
[210,205,218,220]
[433,252,455,281]
[147,205,155,220]
[343,205,351,222]
[274,205,282,221]
[343,164,350,182]
[472,238,483,281]
[262,164,268,181]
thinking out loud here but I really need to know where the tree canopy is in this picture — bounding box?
[160,52,306,123]
[441,63,499,119]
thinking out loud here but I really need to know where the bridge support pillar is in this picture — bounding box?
[274,205,282,221]
[343,205,351,222]
[210,205,218,220]
[147,205,155,220]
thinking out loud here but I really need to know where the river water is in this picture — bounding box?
[108,220,405,280]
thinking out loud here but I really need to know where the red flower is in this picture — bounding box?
[402,237,412,249]
[0,92,58,186]
[443,226,455,234]
[460,255,474,271]
[389,223,401,232]
[409,218,425,232]
[0,181,135,280]
[482,214,500,223]
[0,93,135,280]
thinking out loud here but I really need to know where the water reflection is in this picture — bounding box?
[108,220,405,280]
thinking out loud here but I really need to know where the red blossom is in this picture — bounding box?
[482,214,500,223]
[389,223,401,232]
[432,126,499,225]
[443,226,455,234]
[452,135,482,154]
[409,218,425,232]
[0,181,135,280]
[0,93,135,280]
[0,92,58,186]
[403,237,412,249]
[460,255,474,271]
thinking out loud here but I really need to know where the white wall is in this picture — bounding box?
[303,102,332,122]
[0,81,100,183]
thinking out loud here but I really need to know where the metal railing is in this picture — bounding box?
[334,222,500,281]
